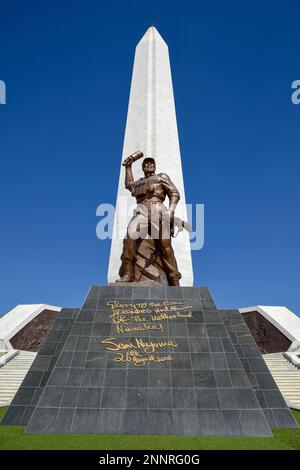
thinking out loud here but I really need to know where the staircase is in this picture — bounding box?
[0,350,37,407]
[264,353,300,410]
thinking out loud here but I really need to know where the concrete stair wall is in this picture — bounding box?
[264,352,300,410]
[0,350,37,407]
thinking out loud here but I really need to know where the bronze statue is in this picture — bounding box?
[116,151,182,286]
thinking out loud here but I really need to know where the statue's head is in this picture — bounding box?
[142,157,156,175]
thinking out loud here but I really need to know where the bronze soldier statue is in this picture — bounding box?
[116,151,182,286]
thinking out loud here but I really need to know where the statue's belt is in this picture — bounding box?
[136,197,164,203]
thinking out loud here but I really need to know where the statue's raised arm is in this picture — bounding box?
[122,150,144,191]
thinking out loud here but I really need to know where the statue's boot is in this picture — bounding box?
[116,260,135,283]
[169,277,180,286]
[115,273,135,283]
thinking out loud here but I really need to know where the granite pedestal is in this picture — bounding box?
[2,286,297,436]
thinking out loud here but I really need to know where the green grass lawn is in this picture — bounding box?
[0,407,299,450]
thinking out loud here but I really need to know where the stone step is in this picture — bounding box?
[263,354,300,410]
[0,379,27,382]
[0,370,33,374]
[0,384,29,389]
[2,364,34,367]
[2,361,34,365]
[272,384,299,387]
[265,367,298,370]
[264,360,288,362]
[0,376,25,385]
[0,379,30,382]
[0,374,31,378]
[284,394,300,398]
[273,381,300,384]
[0,381,27,385]
[264,362,295,365]
[0,372,30,375]
[2,362,36,366]
[0,380,29,383]
[273,379,300,382]
[273,385,300,387]
[1,363,35,366]
[264,364,298,368]
[273,378,300,380]
[0,374,29,378]
[3,360,36,364]
[0,351,36,404]
[271,376,300,379]
[275,387,300,390]
[0,383,26,387]
[265,364,298,367]
[0,362,34,365]
[267,371,299,374]
[271,377,299,380]
[264,365,298,368]
[264,367,296,370]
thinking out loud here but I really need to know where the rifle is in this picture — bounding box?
[172,217,192,238]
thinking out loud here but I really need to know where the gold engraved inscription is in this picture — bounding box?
[107,300,193,332]
[114,351,173,367]
[101,337,177,354]
[101,299,193,366]
[115,323,164,334]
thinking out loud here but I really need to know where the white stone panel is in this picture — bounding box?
[239,306,300,343]
[0,304,61,350]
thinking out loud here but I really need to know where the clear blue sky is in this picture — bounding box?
[0,0,299,316]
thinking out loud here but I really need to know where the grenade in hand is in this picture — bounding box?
[122,150,144,167]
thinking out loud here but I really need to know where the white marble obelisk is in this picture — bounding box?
[108,27,193,286]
